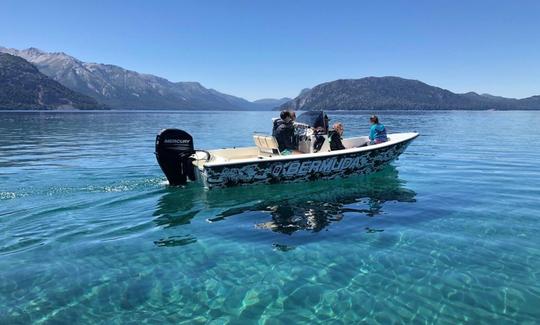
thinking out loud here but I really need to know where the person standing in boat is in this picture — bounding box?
[329,122,346,150]
[273,110,296,154]
[369,115,388,144]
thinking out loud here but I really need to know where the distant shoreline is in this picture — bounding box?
[1,108,540,113]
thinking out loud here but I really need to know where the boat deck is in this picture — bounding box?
[193,133,418,168]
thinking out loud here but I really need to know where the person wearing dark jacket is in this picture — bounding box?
[273,110,296,153]
[329,122,346,151]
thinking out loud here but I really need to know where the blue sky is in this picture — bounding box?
[1,0,539,100]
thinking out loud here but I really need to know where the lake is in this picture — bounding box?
[1,110,539,324]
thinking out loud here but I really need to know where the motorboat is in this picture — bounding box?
[155,111,419,189]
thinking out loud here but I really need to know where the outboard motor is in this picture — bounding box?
[155,129,196,186]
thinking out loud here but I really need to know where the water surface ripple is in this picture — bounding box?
[1,111,540,323]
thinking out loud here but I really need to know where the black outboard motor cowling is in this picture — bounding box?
[155,129,196,186]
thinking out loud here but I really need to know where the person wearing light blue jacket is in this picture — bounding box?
[369,115,388,144]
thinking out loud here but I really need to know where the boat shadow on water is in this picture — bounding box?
[152,166,416,249]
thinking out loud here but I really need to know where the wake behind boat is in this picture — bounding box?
[155,111,418,189]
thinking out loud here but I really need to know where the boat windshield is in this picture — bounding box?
[296,111,329,132]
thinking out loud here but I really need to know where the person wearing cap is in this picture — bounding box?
[369,115,388,144]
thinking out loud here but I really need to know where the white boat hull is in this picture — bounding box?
[197,132,418,189]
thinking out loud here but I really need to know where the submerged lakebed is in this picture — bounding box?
[1,110,540,323]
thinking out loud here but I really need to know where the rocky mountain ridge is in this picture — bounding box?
[0,46,278,110]
[281,77,540,111]
[0,53,104,110]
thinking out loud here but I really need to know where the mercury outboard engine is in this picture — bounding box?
[155,129,196,186]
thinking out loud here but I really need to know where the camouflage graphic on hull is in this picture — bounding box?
[201,139,414,189]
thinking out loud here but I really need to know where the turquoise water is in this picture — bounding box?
[1,110,540,324]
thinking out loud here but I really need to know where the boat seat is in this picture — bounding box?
[212,156,229,163]
[253,135,280,156]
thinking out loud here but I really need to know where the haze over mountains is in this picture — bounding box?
[1,46,539,111]
[253,98,292,107]
[0,46,283,110]
[0,53,102,110]
[280,77,540,111]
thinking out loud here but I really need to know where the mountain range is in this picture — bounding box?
[281,77,540,111]
[1,46,539,111]
[0,46,287,110]
[0,53,103,110]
